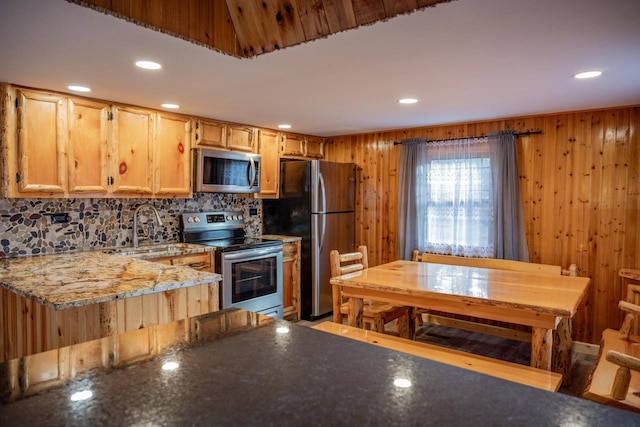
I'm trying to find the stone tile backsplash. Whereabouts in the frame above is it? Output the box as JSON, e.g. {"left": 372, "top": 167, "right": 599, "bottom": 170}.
{"left": 0, "top": 194, "right": 262, "bottom": 258}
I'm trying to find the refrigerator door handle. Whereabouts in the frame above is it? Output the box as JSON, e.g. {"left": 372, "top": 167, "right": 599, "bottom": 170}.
{"left": 319, "top": 213, "right": 327, "bottom": 253}
{"left": 318, "top": 171, "right": 327, "bottom": 213}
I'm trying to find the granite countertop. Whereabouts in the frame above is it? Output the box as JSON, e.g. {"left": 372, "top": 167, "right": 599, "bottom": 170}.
{"left": 260, "top": 234, "right": 302, "bottom": 243}
{"left": 101, "top": 242, "right": 215, "bottom": 259}
{"left": 0, "top": 248, "right": 221, "bottom": 310}
{"left": 1, "top": 308, "right": 638, "bottom": 427}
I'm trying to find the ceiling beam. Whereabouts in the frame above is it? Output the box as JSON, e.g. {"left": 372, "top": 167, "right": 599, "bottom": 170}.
{"left": 68, "top": 0, "right": 454, "bottom": 58}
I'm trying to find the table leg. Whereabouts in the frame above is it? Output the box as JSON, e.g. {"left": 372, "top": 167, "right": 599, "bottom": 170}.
{"left": 332, "top": 284, "right": 342, "bottom": 324}
{"left": 347, "top": 297, "right": 364, "bottom": 329}
{"left": 398, "top": 308, "right": 415, "bottom": 340}
{"left": 531, "top": 327, "right": 553, "bottom": 371}
{"left": 552, "top": 317, "right": 572, "bottom": 386}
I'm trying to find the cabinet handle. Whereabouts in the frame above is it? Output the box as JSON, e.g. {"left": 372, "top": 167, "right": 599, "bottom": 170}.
{"left": 188, "top": 262, "right": 206, "bottom": 269}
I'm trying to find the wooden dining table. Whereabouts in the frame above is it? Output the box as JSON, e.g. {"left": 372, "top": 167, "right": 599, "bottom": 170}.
{"left": 330, "top": 260, "right": 591, "bottom": 385}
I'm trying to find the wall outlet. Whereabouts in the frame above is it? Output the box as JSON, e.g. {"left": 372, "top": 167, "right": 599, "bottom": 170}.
{"left": 249, "top": 208, "right": 258, "bottom": 216}
{"left": 49, "top": 213, "right": 70, "bottom": 224}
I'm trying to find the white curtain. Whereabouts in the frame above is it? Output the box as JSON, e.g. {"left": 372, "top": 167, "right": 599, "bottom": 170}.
{"left": 397, "top": 133, "right": 528, "bottom": 261}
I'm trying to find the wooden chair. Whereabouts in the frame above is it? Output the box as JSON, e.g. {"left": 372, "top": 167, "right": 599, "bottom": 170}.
{"left": 583, "top": 289, "right": 640, "bottom": 413}
{"left": 330, "top": 246, "right": 411, "bottom": 338}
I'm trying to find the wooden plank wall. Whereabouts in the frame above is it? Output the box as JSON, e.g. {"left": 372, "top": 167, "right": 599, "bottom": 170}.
{"left": 325, "top": 106, "right": 640, "bottom": 343}
{"left": 70, "top": 0, "right": 452, "bottom": 58}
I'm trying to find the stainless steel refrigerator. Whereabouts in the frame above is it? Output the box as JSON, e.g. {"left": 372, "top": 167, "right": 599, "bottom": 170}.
{"left": 263, "top": 159, "right": 356, "bottom": 320}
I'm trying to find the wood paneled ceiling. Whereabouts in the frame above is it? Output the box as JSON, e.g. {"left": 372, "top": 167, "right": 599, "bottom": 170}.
{"left": 69, "top": 0, "right": 453, "bottom": 58}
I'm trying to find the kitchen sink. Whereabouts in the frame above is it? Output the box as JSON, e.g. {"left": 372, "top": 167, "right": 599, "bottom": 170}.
{"left": 102, "top": 243, "right": 195, "bottom": 256}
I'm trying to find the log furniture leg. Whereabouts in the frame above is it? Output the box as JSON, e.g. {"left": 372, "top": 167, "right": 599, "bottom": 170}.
{"left": 531, "top": 327, "right": 553, "bottom": 371}
{"left": 347, "top": 297, "right": 364, "bottom": 329}
{"left": 332, "top": 283, "right": 343, "bottom": 325}
{"left": 552, "top": 317, "right": 572, "bottom": 386}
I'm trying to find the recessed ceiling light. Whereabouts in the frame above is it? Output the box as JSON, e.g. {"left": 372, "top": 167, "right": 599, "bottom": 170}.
{"left": 573, "top": 71, "right": 602, "bottom": 79}
{"left": 398, "top": 98, "right": 418, "bottom": 104}
{"left": 278, "top": 124, "right": 292, "bottom": 129}
{"left": 67, "top": 85, "right": 91, "bottom": 92}
{"left": 161, "top": 103, "right": 180, "bottom": 109}
{"left": 135, "top": 60, "right": 162, "bottom": 70}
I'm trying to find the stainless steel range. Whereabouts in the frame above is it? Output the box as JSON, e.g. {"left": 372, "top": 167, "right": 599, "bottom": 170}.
{"left": 180, "top": 211, "right": 283, "bottom": 318}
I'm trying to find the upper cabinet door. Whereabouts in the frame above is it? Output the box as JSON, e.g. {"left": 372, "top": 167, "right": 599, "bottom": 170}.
{"left": 227, "top": 124, "right": 256, "bottom": 152}
{"left": 15, "top": 89, "right": 67, "bottom": 194}
{"left": 305, "top": 137, "right": 325, "bottom": 159}
{"left": 256, "top": 129, "right": 279, "bottom": 198}
{"left": 111, "top": 105, "right": 154, "bottom": 194}
{"left": 67, "top": 97, "right": 110, "bottom": 194}
{"left": 280, "top": 133, "right": 304, "bottom": 157}
{"left": 155, "top": 112, "right": 192, "bottom": 196}
{"left": 195, "top": 119, "right": 226, "bottom": 148}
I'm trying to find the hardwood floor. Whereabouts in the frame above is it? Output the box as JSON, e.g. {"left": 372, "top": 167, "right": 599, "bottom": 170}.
{"left": 299, "top": 316, "right": 595, "bottom": 398}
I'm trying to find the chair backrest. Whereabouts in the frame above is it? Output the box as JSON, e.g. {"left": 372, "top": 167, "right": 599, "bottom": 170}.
{"left": 619, "top": 300, "right": 640, "bottom": 338}
{"left": 412, "top": 251, "right": 561, "bottom": 275}
{"left": 330, "top": 246, "right": 368, "bottom": 277}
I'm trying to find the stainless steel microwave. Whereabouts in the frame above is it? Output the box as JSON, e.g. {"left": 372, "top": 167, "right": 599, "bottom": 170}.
{"left": 194, "top": 149, "right": 261, "bottom": 193}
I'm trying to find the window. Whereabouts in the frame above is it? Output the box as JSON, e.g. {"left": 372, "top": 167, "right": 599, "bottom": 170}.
{"left": 415, "top": 138, "right": 495, "bottom": 258}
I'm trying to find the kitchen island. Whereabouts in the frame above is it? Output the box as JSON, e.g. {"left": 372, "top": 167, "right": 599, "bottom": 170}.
{"left": 0, "top": 246, "right": 221, "bottom": 363}
{"left": 1, "top": 308, "right": 638, "bottom": 426}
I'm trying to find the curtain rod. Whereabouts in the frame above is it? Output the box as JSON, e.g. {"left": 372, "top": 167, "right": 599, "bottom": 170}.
{"left": 393, "top": 130, "right": 543, "bottom": 145}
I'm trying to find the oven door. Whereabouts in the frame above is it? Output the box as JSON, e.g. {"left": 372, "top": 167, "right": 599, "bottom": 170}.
{"left": 220, "top": 245, "right": 283, "bottom": 318}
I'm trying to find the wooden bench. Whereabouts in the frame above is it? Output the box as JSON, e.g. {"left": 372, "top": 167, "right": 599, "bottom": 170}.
{"left": 583, "top": 298, "right": 640, "bottom": 413}
{"left": 312, "top": 321, "right": 562, "bottom": 392}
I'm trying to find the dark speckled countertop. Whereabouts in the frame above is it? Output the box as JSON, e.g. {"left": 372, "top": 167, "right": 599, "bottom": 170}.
{"left": 1, "top": 310, "right": 638, "bottom": 426}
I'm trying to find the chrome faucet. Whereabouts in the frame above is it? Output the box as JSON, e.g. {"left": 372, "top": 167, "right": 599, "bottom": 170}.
{"left": 133, "top": 203, "right": 164, "bottom": 247}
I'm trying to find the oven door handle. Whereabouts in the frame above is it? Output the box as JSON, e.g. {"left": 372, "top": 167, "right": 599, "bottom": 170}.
{"left": 222, "top": 246, "right": 283, "bottom": 260}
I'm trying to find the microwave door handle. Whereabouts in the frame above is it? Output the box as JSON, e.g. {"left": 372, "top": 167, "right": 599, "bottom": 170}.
{"left": 247, "top": 157, "right": 257, "bottom": 189}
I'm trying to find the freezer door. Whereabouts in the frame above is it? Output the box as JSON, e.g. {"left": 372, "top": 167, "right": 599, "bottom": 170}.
{"left": 311, "top": 212, "right": 355, "bottom": 318}
{"left": 311, "top": 161, "right": 355, "bottom": 213}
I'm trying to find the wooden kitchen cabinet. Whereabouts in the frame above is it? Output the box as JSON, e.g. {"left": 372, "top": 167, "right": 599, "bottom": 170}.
{"left": 194, "top": 118, "right": 226, "bottom": 148}
{"left": 1, "top": 84, "right": 193, "bottom": 198}
{"left": 227, "top": 124, "right": 256, "bottom": 152}
{"left": 280, "top": 133, "right": 305, "bottom": 157}
{"left": 282, "top": 240, "right": 301, "bottom": 321}
{"left": 154, "top": 112, "right": 192, "bottom": 196}
{"left": 304, "top": 136, "right": 325, "bottom": 158}
{"left": 256, "top": 129, "right": 280, "bottom": 198}
{"left": 13, "top": 88, "right": 68, "bottom": 195}
{"left": 193, "top": 119, "right": 255, "bottom": 153}
{"left": 280, "top": 132, "right": 325, "bottom": 159}
{"left": 67, "top": 97, "right": 110, "bottom": 194}
{"left": 111, "top": 104, "right": 154, "bottom": 195}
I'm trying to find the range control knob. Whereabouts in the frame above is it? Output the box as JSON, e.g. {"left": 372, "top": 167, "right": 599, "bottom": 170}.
{"left": 187, "top": 217, "right": 193, "bottom": 223}
{"left": 194, "top": 217, "right": 200, "bottom": 223}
